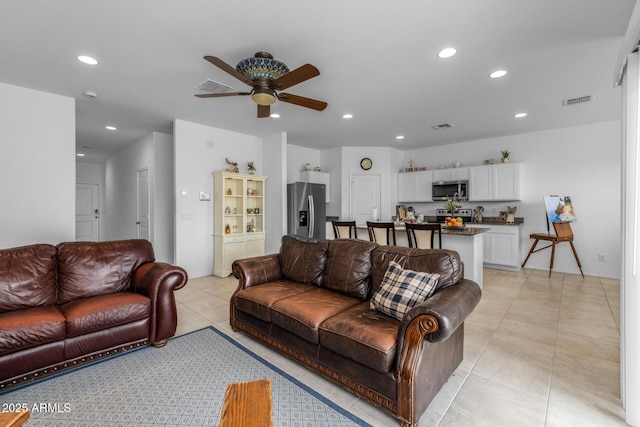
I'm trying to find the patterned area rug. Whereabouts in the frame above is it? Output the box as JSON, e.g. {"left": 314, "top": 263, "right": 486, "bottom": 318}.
{"left": 0, "top": 326, "right": 371, "bottom": 426}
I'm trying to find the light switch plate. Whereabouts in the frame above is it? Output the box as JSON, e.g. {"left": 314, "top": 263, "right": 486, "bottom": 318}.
{"left": 199, "top": 191, "right": 210, "bottom": 201}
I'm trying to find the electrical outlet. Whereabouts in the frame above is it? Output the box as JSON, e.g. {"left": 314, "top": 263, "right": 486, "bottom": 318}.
{"left": 598, "top": 254, "right": 606, "bottom": 262}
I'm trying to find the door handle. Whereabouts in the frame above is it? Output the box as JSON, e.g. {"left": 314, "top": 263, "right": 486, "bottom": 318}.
{"left": 136, "top": 221, "right": 141, "bottom": 225}
{"left": 94, "top": 209, "right": 99, "bottom": 219}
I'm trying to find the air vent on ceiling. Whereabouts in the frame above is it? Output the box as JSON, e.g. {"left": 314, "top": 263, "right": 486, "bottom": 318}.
{"left": 562, "top": 95, "right": 592, "bottom": 106}
{"left": 197, "top": 79, "right": 235, "bottom": 94}
{"left": 431, "top": 123, "right": 453, "bottom": 130}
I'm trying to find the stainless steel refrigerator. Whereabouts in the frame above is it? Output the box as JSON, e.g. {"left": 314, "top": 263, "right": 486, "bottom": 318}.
{"left": 287, "top": 182, "right": 326, "bottom": 240}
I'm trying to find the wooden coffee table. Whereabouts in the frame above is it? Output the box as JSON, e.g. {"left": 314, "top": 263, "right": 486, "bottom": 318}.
{"left": 220, "top": 379, "right": 272, "bottom": 427}
{"left": 0, "top": 410, "right": 30, "bottom": 427}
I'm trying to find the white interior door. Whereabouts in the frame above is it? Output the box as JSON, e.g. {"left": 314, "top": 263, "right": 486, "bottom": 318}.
{"left": 137, "top": 168, "right": 150, "bottom": 240}
{"left": 350, "top": 174, "right": 381, "bottom": 225}
{"left": 75, "top": 183, "right": 100, "bottom": 241}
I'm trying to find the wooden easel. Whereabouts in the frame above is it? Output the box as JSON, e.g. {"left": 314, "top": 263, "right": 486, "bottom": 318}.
{"left": 521, "top": 221, "right": 584, "bottom": 277}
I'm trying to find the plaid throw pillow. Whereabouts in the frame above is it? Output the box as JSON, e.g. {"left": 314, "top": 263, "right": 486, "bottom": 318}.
{"left": 370, "top": 261, "right": 440, "bottom": 321}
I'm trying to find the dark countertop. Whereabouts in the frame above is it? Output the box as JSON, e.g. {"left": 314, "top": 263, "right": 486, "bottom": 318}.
{"left": 441, "top": 227, "right": 489, "bottom": 236}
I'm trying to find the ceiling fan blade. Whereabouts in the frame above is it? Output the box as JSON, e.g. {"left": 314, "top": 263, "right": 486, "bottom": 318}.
{"left": 271, "top": 64, "right": 320, "bottom": 90}
{"left": 278, "top": 93, "right": 327, "bottom": 111}
{"left": 204, "top": 56, "right": 255, "bottom": 87}
{"left": 195, "top": 92, "right": 251, "bottom": 98}
{"left": 257, "top": 104, "right": 270, "bottom": 118}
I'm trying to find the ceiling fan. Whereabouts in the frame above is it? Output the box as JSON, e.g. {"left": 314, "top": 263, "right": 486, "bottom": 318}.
{"left": 195, "top": 52, "right": 327, "bottom": 118}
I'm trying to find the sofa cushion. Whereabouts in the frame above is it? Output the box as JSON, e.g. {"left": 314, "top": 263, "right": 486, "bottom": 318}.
{"left": 0, "top": 244, "right": 57, "bottom": 313}
{"left": 370, "top": 261, "right": 439, "bottom": 321}
{"left": 234, "top": 280, "right": 315, "bottom": 322}
{"left": 370, "top": 246, "right": 461, "bottom": 297}
{"left": 319, "top": 302, "right": 400, "bottom": 374}
{"left": 271, "top": 288, "right": 361, "bottom": 344}
{"left": 60, "top": 292, "right": 151, "bottom": 338}
{"left": 279, "top": 235, "right": 328, "bottom": 286}
{"left": 321, "top": 239, "right": 377, "bottom": 299}
{"left": 0, "top": 306, "right": 66, "bottom": 356}
{"left": 56, "top": 239, "right": 155, "bottom": 304}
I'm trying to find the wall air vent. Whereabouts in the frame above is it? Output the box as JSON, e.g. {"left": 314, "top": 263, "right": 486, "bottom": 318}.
{"left": 431, "top": 123, "right": 453, "bottom": 130}
{"left": 562, "top": 95, "right": 592, "bottom": 106}
{"left": 197, "top": 79, "right": 235, "bottom": 94}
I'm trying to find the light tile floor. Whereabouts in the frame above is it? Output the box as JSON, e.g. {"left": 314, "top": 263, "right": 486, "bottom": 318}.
{"left": 174, "top": 268, "right": 626, "bottom": 426}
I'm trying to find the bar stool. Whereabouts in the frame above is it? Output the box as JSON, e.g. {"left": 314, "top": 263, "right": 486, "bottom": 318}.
{"left": 331, "top": 220, "right": 358, "bottom": 239}
{"left": 405, "top": 223, "right": 442, "bottom": 249}
{"left": 521, "top": 222, "right": 584, "bottom": 277}
{"left": 366, "top": 221, "right": 396, "bottom": 246}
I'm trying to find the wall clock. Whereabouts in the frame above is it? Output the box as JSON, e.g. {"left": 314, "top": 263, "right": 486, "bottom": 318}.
{"left": 360, "top": 157, "right": 372, "bottom": 170}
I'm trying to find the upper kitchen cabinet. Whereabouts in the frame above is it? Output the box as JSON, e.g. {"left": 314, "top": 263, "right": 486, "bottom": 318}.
{"left": 469, "top": 163, "right": 521, "bottom": 201}
{"left": 398, "top": 170, "right": 432, "bottom": 202}
{"left": 432, "top": 167, "right": 469, "bottom": 182}
{"left": 300, "top": 170, "right": 330, "bottom": 203}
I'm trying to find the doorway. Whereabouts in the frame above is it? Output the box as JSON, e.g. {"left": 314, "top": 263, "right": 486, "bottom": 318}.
{"left": 350, "top": 174, "right": 381, "bottom": 225}
{"left": 137, "top": 168, "right": 150, "bottom": 240}
{"left": 75, "top": 183, "right": 100, "bottom": 241}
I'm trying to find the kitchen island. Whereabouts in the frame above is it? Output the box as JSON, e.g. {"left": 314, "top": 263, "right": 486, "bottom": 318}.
{"left": 351, "top": 224, "right": 487, "bottom": 288}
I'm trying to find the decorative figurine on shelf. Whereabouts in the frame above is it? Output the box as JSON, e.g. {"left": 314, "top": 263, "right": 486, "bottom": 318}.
{"left": 225, "top": 224, "right": 231, "bottom": 234}
{"left": 225, "top": 206, "right": 231, "bottom": 214}
{"left": 254, "top": 208, "right": 260, "bottom": 214}
{"left": 247, "top": 219, "right": 255, "bottom": 233}
{"left": 233, "top": 207, "right": 237, "bottom": 214}
{"left": 225, "top": 158, "right": 239, "bottom": 173}
{"left": 247, "top": 161, "right": 256, "bottom": 174}
{"left": 226, "top": 188, "right": 232, "bottom": 195}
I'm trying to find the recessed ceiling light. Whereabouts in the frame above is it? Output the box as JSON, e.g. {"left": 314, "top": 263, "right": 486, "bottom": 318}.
{"left": 514, "top": 112, "right": 527, "bottom": 118}
{"left": 438, "top": 48, "right": 457, "bottom": 59}
{"left": 270, "top": 113, "right": 280, "bottom": 118}
{"left": 396, "top": 135, "right": 405, "bottom": 140}
{"left": 77, "top": 55, "right": 98, "bottom": 65}
{"left": 489, "top": 70, "right": 507, "bottom": 79}
{"left": 342, "top": 114, "right": 353, "bottom": 119}
{"left": 105, "top": 126, "right": 117, "bottom": 130}
{"left": 76, "top": 153, "right": 85, "bottom": 157}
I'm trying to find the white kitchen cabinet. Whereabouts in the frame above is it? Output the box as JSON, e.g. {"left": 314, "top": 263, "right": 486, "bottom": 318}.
{"left": 300, "top": 170, "right": 330, "bottom": 203}
{"left": 397, "top": 171, "right": 432, "bottom": 202}
{"left": 469, "top": 163, "right": 521, "bottom": 201}
{"left": 213, "top": 171, "right": 268, "bottom": 277}
{"left": 478, "top": 224, "right": 521, "bottom": 270}
{"left": 432, "top": 167, "right": 469, "bottom": 182}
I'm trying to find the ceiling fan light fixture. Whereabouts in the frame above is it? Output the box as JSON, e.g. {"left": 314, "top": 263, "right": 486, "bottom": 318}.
{"left": 236, "top": 52, "right": 290, "bottom": 81}
{"left": 251, "top": 91, "right": 276, "bottom": 106}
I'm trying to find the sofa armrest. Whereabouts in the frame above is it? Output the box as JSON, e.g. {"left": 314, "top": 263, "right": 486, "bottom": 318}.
{"left": 232, "top": 254, "right": 283, "bottom": 289}
{"left": 401, "top": 279, "right": 481, "bottom": 344}
{"left": 132, "top": 262, "right": 188, "bottom": 344}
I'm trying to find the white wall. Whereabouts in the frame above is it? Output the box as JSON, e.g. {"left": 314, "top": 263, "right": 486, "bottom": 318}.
{"left": 286, "top": 144, "right": 322, "bottom": 184}
{"left": 401, "top": 120, "right": 621, "bottom": 278}
{"left": 0, "top": 82, "right": 75, "bottom": 248}
{"left": 263, "top": 133, "right": 287, "bottom": 254}
{"left": 322, "top": 148, "right": 342, "bottom": 217}
{"left": 104, "top": 131, "right": 174, "bottom": 262}
{"left": 76, "top": 161, "right": 106, "bottom": 240}
{"left": 173, "top": 119, "right": 262, "bottom": 278}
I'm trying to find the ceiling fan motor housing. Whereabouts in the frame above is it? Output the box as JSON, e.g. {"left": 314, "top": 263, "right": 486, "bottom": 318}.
{"left": 236, "top": 52, "right": 289, "bottom": 81}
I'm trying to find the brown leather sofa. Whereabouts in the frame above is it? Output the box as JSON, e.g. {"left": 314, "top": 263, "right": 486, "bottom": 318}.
{"left": 0, "top": 239, "right": 188, "bottom": 391}
{"left": 231, "top": 235, "right": 481, "bottom": 427}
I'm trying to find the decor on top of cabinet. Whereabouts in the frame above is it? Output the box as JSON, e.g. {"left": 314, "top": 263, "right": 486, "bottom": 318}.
{"left": 501, "top": 150, "right": 510, "bottom": 163}
{"left": 314, "top": 166, "right": 322, "bottom": 171}
{"left": 483, "top": 158, "right": 494, "bottom": 165}
{"left": 404, "top": 158, "right": 427, "bottom": 172}
{"left": 247, "top": 161, "right": 256, "bottom": 174}
{"left": 305, "top": 163, "right": 311, "bottom": 170}
{"left": 225, "top": 158, "right": 239, "bottom": 173}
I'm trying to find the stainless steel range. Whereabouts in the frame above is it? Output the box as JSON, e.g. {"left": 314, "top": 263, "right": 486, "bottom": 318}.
{"left": 436, "top": 208, "right": 472, "bottom": 223}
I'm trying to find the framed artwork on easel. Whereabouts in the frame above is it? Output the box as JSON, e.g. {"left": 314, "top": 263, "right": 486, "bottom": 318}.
{"left": 544, "top": 195, "right": 576, "bottom": 223}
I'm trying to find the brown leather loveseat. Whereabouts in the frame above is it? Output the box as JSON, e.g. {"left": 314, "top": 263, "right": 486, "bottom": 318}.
{"left": 231, "top": 235, "right": 481, "bottom": 427}
{"left": 0, "top": 239, "right": 188, "bottom": 391}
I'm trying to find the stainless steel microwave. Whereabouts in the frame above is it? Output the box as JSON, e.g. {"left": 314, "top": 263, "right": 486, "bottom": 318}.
{"left": 432, "top": 180, "right": 468, "bottom": 201}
